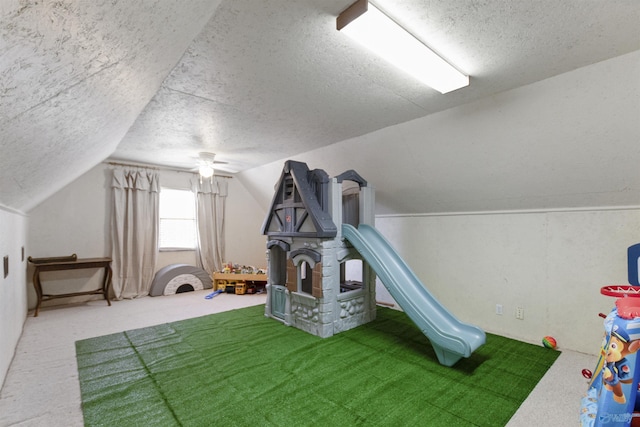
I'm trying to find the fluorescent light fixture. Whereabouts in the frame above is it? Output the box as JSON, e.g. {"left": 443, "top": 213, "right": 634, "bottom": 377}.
{"left": 337, "top": 0, "right": 469, "bottom": 94}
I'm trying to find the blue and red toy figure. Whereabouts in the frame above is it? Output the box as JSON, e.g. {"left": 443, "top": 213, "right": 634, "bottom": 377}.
{"left": 580, "top": 244, "right": 640, "bottom": 427}
{"left": 581, "top": 303, "right": 640, "bottom": 426}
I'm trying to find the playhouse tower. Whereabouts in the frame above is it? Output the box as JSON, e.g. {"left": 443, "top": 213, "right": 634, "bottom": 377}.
{"left": 261, "top": 160, "right": 376, "bottom": 337}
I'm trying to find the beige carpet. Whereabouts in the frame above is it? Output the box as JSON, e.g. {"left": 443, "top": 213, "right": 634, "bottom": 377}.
{"left": 0, "top": 290, "right": 594, "bottom": 426}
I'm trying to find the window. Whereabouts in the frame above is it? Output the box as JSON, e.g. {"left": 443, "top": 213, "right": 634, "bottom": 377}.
{"left": 159, "top": 188, "right": 196, "bottom": 250}
{"left": 340, "top": 259, "right": 363, "bottom": 293}
{"left": 300, "top": 261, "right": 313, "bottom": 294}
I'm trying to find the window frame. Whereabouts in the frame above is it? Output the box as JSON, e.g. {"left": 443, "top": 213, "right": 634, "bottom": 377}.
{"left": 158, "top": 187, "right": 197, "bottom": 251}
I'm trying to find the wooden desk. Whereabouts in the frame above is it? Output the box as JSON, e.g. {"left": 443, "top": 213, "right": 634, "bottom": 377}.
{"left": 29, "top": 255, "right": 112, "bottom": 317}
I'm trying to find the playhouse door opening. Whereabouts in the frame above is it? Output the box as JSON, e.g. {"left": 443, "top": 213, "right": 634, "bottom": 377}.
{"left": 269, "top": 245, "right": 287, "bottom": 286}
{"left": 268, "top": 245, "right": 288, "bottom": 320}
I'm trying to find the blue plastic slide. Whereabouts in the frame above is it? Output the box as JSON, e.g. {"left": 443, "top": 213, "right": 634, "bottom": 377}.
{"left": 342, "top": 224, "right": 486, "bottom": 366}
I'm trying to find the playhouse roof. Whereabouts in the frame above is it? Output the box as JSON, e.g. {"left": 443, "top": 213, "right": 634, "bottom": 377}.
{"left": 261, "top": 160, "right": 337, "bottom": 239}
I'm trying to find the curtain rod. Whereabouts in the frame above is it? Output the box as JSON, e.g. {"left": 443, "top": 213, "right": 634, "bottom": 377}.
{"left": 105, "top": 160, "right": 233, "bottom": 178}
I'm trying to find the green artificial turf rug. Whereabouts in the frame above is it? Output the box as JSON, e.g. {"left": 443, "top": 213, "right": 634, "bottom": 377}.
{"left": 76, "top": 305, "right": 559, "bottom": 426}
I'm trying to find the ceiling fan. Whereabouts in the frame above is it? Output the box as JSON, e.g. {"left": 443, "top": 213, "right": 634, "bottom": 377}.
{"left": 195, "top": 152, "right": 227, "bottom": 178}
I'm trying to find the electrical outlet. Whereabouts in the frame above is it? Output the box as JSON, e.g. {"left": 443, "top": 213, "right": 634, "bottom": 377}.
{"left": 516, "top": 306, "right": 524, "bottom": 320}
{"left": 495, "top": 304, "right": 503, "bottom": 315}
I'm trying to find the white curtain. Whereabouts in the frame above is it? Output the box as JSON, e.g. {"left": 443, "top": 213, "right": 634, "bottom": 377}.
{"left": 192, "top": 176, "right": 227, "bottom": 274}
{"left": 110, "top": 167, "right": 160, "bottom": 299}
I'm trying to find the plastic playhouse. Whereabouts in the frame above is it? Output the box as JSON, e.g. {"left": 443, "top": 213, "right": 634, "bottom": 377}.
{"left": 260, "top": 160, "right": 485, "bottom": 367}
{"left": 581, "top": 243, "right": 640, "bottom": 426}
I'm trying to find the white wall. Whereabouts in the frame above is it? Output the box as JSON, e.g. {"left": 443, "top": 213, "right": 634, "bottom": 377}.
{"left": 225, "top": 177, "right": 268, "bottom": 268}
{"left": 27, "top": 165, "right": 110, "bottom": 306}
{"left": 374, "top": 209, "right": 640, "bottom": 355}
{"left": 26, "top": 163, "right": 267, "bottom": 309}
{"left": 0, "top": 207, "right": 28, "bottom": 388}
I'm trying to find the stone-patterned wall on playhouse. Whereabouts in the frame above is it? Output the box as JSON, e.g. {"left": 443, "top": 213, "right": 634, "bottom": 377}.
{"left": 334, "top": 250, "right": 377, "bottom": 334}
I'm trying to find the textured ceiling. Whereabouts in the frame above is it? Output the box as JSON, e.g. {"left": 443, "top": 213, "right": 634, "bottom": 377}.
{"left": 1, "top": 0, "right": 639, "bottom": 212}
{"left": 111, "top": 0, "right": 640, "bottom": 172}
{"left": 0, "top": 0, "right": 222, "bottom": 211}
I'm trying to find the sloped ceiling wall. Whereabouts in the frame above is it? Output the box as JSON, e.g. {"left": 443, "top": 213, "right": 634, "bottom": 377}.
{"left": 238, "top": 51, "right": 640, "bottom": 215}
{"left": 0, "top": 0, "right": 221, "bottom": 211}
{"left": 110, "top": 0, "right": 640, "bottom": 176}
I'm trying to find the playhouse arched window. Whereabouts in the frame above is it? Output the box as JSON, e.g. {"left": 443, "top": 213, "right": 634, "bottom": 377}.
{"left": 300, "top": 261, "right": 313, "bottom": 294}
{"left": 291, "top": 253, "right": 322, "bottom": 298}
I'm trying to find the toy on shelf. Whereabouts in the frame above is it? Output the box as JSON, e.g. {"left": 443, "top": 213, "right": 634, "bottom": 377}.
{"left": 212, "top": 263, "right": 268, "bottom": 295}
{"left": 219, "top": 262, "right": 267, "bottom": 275}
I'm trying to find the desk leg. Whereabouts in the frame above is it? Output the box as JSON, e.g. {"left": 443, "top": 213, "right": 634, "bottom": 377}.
{"left": 103, "top": 265, "right": 112, "bottom": 306}
{"left": 32, "top": 268, "right": 43, "bottom": 317}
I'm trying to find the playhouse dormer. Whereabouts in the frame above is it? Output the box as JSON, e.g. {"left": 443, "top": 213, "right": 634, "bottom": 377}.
{"left": 261, "top": 160, "right": 337, "bottom": 239}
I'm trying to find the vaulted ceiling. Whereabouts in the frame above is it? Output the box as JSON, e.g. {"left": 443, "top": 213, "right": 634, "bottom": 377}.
{"left": 1, "top": 0, "right": 639, "bottom": 212}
